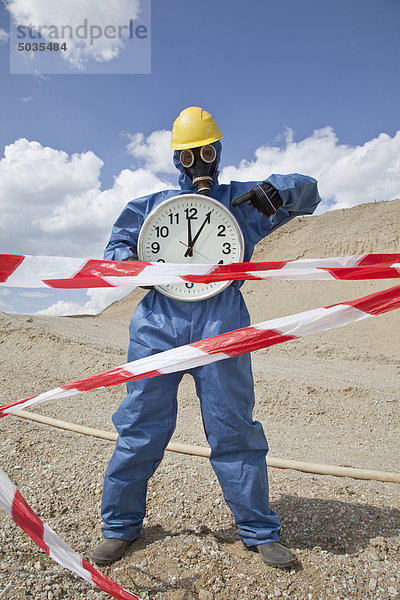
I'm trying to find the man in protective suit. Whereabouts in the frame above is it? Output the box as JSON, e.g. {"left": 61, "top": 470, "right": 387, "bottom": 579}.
{"left": 92, "top": 107, "right": 321, "bottom": 568}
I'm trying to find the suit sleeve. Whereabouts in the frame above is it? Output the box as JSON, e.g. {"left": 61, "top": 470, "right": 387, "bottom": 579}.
{"left": 103, "top": 202, "right": 143, "bottom": 261}
{"left": 266, "top": 173, "right": 321, "bottom": 219}
{"left": 233, "top": 173, "right": 321, "bottom": 248}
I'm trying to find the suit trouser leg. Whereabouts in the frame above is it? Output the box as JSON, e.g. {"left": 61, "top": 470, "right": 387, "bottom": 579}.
{"left": 192, "top": 353, "right": 281, "bottom": 546}
{"left": 101, "top": 371, "right": 182, "bottom": 541}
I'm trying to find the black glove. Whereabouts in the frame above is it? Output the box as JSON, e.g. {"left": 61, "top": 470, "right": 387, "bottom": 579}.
{"left": 231, "top": 183, "right": 283, "bottom": 216}
{"left": 124, "top": 253, "right": 153, "bottom": 290}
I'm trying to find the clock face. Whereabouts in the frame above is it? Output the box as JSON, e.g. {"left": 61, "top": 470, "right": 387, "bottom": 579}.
{"left": 137, "top": 194, "right": 244, "bottom": 300}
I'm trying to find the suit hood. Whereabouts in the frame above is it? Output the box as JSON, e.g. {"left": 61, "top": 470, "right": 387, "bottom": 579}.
{"left": 173, "top": 141, "right": 222, "bottom": 195}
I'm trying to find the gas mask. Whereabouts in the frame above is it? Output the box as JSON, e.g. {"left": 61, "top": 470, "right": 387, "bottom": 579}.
{"left": 180, "top": 144, "right": 217, "bottom": 195}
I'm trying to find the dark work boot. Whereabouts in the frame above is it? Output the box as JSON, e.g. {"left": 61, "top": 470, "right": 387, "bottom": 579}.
{"left": 256, "top": 542, "right": 296, "bottom": 568}
{"left": 92, "top": 539, "right": 129, "bottom": 565}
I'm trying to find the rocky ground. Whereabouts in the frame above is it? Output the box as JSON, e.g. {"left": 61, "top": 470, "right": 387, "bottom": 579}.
{"left": 0, "top": 199, "right": 399, "bottom": 600}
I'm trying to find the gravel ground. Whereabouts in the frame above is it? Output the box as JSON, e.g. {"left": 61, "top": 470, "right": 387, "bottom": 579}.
{"left": 0, "top": 200, "right": 399, "bottom": 600}
{"left": 0, "top": 307, "right": 399, "bottom": 600}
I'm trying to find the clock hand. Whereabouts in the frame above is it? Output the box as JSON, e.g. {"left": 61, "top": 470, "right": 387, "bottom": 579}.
{"left": 186, "top": 215, "right": 193, "bottom": 257}
{"left": 179, "top": 241, "right": 213, "bottom": 262}
{"left": 184, "top": 211, "right": 211, "bottom": 258}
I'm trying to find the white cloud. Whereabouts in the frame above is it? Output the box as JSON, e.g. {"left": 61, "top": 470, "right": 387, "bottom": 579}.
{"left": 220, "top": 127, "right": 400, "bottom": 210}
{"left": 0, "top": 28, "right": 9, "bottom": 44}
{"left": 18, "top": 291, "right": 49, "bottom": 298}
{"left": 0, "top": 138, "right": 172, "bottom": 259}
{"left": 36, "top": 300, "right": 81, "bottom": 316}
{"left": 6, "top": 0, "right": 140, "bottom": 70}
{"left": 20, "top": 96, "right": 33, "bottom": 103}
{"left": 126, "top": 130, "right": 175, "bottom": 173}
{"left": 37, "top": 287, "right": 131, "bottom": 316}
{"left": 37, "top": 167, "right": 172, "bottom": 234}
{"left": 33, "top": 70, "right": 46, "bottom": 82}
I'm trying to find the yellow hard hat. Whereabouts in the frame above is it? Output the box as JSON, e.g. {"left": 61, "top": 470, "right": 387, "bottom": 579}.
{"left": 170, "top": 106, "right": 223, "bottom": 150}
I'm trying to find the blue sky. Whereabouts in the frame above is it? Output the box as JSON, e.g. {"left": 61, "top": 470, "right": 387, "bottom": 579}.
{"left": 0, "top": 0, "right": 399, "bottom": 315}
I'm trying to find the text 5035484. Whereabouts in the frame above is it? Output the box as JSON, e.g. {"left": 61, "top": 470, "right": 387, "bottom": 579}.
{"left": 17, "top": 42, "right": 67, "bottom": 52}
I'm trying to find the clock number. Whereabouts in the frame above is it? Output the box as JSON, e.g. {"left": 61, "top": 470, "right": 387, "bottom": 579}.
{"left": 155, "top": 225, "right": 169, "bottom": 238}
{"left": 157, "top": 258, "right": 165, "bottom": 262}
{"left": 168, "top": 212, "right": 179, "bottom": 225}
{"left": 151, "top": 242, "right": 160, "bottom": 253}
{"left": 222, "top": 242, "right": 231, "bottom": 254}
{"left": 217, "top": 224, "right": 226, "bottom": 237}
{"left": 185, "top": 282, "right": 194, "bottom": 289}
{"left": 218, "top": 260, "right": 224, "bottom": 264}
{"left": 184, "top": 207, "right": 198, "bottom": 220}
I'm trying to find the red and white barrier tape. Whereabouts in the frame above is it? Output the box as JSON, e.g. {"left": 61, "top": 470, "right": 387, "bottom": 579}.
{"left": 1, "top": 283, "right": 399, "bottom": 419}
{"left": 0, "top": 468, "right": 141, "bottom": 600}
{"left": 1, "top": 253, "right": 400, "bottom": 598}
{"left": 1, "top": 253, "right": 399, "bottom": 288}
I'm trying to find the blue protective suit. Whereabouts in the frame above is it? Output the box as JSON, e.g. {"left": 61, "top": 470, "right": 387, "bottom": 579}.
{"left": 101, "top": 142, "right": 321, "bottom": 546}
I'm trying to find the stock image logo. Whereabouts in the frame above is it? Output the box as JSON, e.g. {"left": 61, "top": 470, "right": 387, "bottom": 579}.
{"left": 9, "top": 0, "right": 151, "bottom": 75}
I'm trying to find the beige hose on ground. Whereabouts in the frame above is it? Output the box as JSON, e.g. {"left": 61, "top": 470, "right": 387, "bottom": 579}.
{"left": 13, "top": 409, "right": 400, "bottom": 483}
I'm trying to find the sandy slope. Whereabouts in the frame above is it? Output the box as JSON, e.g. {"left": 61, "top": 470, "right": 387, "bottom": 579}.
{"left": 0, "top": 199, "right": 399, "bottom": 600}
